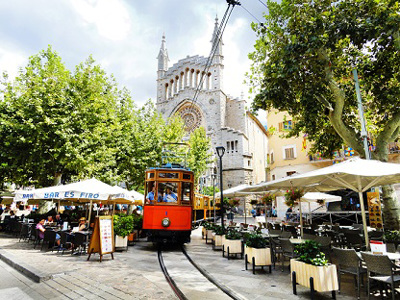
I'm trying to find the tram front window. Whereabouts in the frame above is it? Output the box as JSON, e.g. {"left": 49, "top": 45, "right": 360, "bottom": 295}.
{"left": 158, "top": 182, "right": 178, "bottom": 203}
{"left": 181, "top": 182, "right": 192, "bottom": 205}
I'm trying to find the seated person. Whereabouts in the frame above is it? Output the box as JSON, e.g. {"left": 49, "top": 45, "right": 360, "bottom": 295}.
{"left": 45, "top": 215, "right": 54, "bottom": 225}
{"left": 78, "top": 217, "right": 88, "bottom": 231}
{"left": 163, "top": 186, "right": 177, "bottom": 203}
{"left": 145, "top": 186, "right": 156, "bottom": 204}
{"left": 36, "top": 219, "right": 61, "bottom": 247}
{"left": 55, "top": 214, "right": 63, "bottom": 226}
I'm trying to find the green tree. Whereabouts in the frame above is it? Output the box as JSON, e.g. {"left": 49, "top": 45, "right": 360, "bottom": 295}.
{"left": 188, "top": 127, "right": 212, "bottom": 187}
{"left": 0, "top": 47, "right": 123, "bottom": 187}
{"left": 248, "top": 0, "right": 400, "bottom": 229}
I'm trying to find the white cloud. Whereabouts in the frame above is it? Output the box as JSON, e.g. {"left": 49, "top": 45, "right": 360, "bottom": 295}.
{"left": 70, "top": 0, "right": 132, "bottom": 41}
{"left": 0, "top": 46, "right": 27, "bottom": 79}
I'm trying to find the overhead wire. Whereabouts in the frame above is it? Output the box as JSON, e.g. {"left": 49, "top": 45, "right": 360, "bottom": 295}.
{"left": 189, "top": 2, "right": 239, "bottom": 113}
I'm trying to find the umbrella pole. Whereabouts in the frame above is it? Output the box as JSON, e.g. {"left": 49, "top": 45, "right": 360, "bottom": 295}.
{"left": 58, "top": 199, "right": 60, "bottom": 214}
{"left": 112, "top": 204, "right": 115, "bottom": 215}
{"left": 88, "top": 200, "right": 93, "bottom": 226}
{"left": 358, "top": 191, "right": 370, "bottom": 249}
{"left": 299, "top": 201, "right": 303, "bottom": 238}
{"left": 244, "top": 198, "right": 247, "bottom": 225}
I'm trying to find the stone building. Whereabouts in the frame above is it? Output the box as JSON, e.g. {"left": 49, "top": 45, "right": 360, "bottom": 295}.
{"left": 156, "top": 18, "right": 268, "bottom": 189}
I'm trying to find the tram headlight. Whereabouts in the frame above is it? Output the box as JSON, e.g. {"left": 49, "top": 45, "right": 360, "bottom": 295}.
{"left": 161, "top": 217, "right": 171, "bottom": 227}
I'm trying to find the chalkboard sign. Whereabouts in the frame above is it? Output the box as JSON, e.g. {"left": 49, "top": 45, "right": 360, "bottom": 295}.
{"left": 87, "top": 216, "right": 115, "bottom": 262}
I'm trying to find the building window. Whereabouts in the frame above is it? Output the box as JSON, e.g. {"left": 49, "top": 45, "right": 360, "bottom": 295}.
{"left": 270, "top": 152, "right": 274, "bottom": 164}
{"left": 226, "top": 141, "right": 230, "bottom": 152}
{"left": 235, "top": 140, "right": 238, "bottom": 152}
{"left": 248, "top": 160, "right": 251, "bottom": 167}
{"left": 279, "top": 120, "right": 293, "bottom": 132}
{"left": 272, "top": 175, "right": 275, "bottom": 180}
{"left": 231, "top": 141, "right": 234, "bottom": 151}
{"left": 283, "top": 145, "right": 296, "bottom": 159}
{"left": 286, "top": 171, "right": 296, "bottom": 176}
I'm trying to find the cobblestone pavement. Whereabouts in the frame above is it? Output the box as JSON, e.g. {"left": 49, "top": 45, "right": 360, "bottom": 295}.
{"left": 0, "top": 228, "right": 395, "bottom": 299}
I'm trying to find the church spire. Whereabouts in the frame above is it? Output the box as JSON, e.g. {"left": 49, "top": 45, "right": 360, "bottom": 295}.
{"left": 157, "top": 34, "right": 169, "bottom": 72}
{"left": 211, "top": 16, "right": 223, "bottom": 58}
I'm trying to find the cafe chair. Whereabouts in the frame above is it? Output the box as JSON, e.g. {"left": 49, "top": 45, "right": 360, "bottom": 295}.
{"left": 270, "top": 237, "right": 282, "bottom": 270}
{"left": 33, "top": 229, "right": 42, "bottom": 249}
{"left": 72, "top": 232, "right": 89, "bottom": 255}
{"left": 18, "top": 224, "right": 30, "bottom": 242}
{"left": 344, "top": 231, "right": 366, "bottom": 251}
{"left": 332, "top": 247, "right": 366, "bottom": 299}
{"left": 361, "top": 252, "right": 400, "bottom": 300}
{"left": 280, "top": 238, "right": 297, "bottom": 272}
{"left": 41, "top": 230, "right": 57, "bottom": 251}
{"left": 59, "top": 231, "right": 73, "bottom": 254}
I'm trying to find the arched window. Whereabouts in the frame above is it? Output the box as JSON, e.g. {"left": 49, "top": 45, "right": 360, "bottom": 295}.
{"left": 165, "top": 83, "right": 169, "bottom": 101}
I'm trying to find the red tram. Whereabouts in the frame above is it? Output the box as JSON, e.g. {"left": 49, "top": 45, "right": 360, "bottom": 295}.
{"left": 142, "top": 165, "right": 194, "bottom": 243}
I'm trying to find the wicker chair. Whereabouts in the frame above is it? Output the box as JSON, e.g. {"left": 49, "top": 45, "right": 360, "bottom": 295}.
{"left": 280, "top": 238, "right": 297, "bottom": 272}
{"left": 332, "top": 247, "right": 366, "bottom": 299}
{"left": 344, "top": 231, "right": 366, "bottom": 251}
{"left": 361, "top": 252, "right": 400, "bottom": 300}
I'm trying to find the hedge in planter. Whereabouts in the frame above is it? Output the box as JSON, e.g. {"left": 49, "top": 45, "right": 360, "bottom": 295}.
{"left": 113, "top": 215, "right": 134, "bottom": 250}
{"left": 222, "top": 229, "right": 243, "bottom": 259}
{"left": 291, "top": 240, "right": 338, "bottom": 297}
{"left": 244, "top": 232, "right": 272, "bottom": 274}
{"left": 212, "top": 225, "right": 226, "bottom": 250}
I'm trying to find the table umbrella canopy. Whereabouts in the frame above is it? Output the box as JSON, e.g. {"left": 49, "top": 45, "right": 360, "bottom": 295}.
{"left": 14, "top": 178, "right": 131, "bottom": 202}
{"left": 215, "top": 184, "right": 254, "bottom": 198}
{"left": 241, "top": 157, "right": 400, "bottom": 248}
{"left": 301, "top": 192, "right": 341, "bottom": 203}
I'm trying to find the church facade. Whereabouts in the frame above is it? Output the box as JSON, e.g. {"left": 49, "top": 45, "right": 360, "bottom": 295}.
{"left": 156, "top": 18, "right": 268, "bottom": 189}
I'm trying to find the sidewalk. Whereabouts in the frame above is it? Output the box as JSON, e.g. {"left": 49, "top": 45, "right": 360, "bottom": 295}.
{"left": 0, "top": 229, "right": 381, "bottom": 300}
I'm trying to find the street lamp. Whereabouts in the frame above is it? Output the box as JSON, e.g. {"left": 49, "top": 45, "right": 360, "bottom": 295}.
{"left": 216, "top": 146, "right": 225, "bottom": 229}
{"left": 211, "top": 173, "right": 217, "bottom": 223}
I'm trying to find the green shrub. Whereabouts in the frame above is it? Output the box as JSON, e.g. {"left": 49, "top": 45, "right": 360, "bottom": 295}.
{"left": 294, "top": 240, "right": 328, "bottom": 266}
{"left": 245, "top": 232, "right": 267, "bottom": 248}
{"left": 203, "top": 221, "right": 215, "bottom": 230}
{"left": 113, "top": 215, "right": 134, "bottom": 237}
{"left": 213, "top": 225, "right": 226, "bottom": 236}
{"left": 383, "top": 231, "right": 400, "bottom": 243}
{"left": 225, "top": 229, "right": 241, "bottom": 240}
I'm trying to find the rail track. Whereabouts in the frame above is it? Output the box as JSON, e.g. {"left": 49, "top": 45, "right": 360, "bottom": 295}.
{"left": 157, "top": 245, "right": 243, "bottom": 300}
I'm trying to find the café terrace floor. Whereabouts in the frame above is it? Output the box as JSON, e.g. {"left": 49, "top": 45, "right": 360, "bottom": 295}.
{"left": 0, "top": 226, "right": 396, "bottom": 300}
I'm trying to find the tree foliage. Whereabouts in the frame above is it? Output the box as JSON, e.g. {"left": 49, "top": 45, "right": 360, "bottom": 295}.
{"left": 248, "top": 0, "right": 400, "bottom": 229}
{"left": 188, "top": 127, "right": 212, "bottom": 186}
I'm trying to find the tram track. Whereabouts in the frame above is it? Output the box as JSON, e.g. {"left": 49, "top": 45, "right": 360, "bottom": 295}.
{"left": 157, "top": 245, "right": 244, "bottom": 300}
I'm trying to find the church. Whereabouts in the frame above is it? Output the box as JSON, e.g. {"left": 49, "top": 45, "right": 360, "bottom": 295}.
{"left": 156, "top": 18, "right": 268, "bottom": 189}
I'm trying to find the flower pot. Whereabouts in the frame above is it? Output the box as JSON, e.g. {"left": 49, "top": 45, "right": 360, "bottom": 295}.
{"left": 245, "top": 246, "right": 272, "bottom": 266}
{"left": 205, "top": 229, "right": 214, "bottom": 244}
{"left": 213, "top": 234, "right": 223, "bottom": 250}
{"left": 290, "top": 259, "right": 338, "bottom": 293}
{"left": 115, "top": 235, "right": 128, "bottom": 250}
{"left": 222, "top": 237, "right": 242, "bottom": 259}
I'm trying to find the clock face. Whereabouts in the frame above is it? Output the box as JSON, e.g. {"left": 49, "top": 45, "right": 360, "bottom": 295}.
{"left": 177, "top": 103, "right": 203, "bottom": 132}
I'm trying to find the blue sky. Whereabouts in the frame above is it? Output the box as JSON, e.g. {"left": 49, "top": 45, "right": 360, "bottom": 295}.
{"left": 0, "top": 0, "right": 267, "bottom": 113}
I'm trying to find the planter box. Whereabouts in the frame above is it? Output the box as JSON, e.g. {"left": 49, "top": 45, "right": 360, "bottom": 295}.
{"left": 205, "top": 229, "right": 214, "bottom": 244}
{"left": 202, "top": 227, "right": 206, "bottom": 239}
{"left": 213, "top": 234, "right": 223, "bottom": 250}
{"left": 115, "top": 235, "right": 128, "bottom": 250}
{"left": 291, "top": 259, "right": 338, "bottom": 295}
{"left": 245, "top": 246, "right": 272, "bottom": 274}
{"left": 222, "top": 237, "right": 242, "bottom": 259}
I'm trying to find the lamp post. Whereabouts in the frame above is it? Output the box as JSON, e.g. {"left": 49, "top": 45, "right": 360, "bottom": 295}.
{"left": 211, "top": 173, "right": 217, "bottom": 223}
{"left": 216, "top": 146, "right": 225, "bottom": 230}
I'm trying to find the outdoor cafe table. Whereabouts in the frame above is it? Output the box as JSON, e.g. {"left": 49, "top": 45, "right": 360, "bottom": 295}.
{"left": 290, "top": 238, "right": 310, "bottom": 245}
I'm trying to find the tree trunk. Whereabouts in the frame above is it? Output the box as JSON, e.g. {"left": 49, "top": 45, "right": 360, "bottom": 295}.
{"left": 381, "top": 185, "right": 400, "bottom": 231}
{"left": 38, "top": 172, "right": 62, "bottom": 215}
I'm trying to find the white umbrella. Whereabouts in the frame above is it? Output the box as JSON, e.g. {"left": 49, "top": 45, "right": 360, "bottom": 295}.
{"left": 240, "top": 157, "right": 400, "bottom": 247}
{"left": 128, "top": 190, "right": 144, "bottom": 205}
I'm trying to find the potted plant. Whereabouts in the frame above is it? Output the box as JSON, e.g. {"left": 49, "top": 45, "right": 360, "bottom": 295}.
{"left": 202, "top": 221, "right": 215, "bottom": 244}
{"left": 113, "top": 215, "right": 134, "bottom": 250}
{"left": 244, "top": 232, "right": 272, "bottom": 274}
{"left": 222, "top": 229, "right": 243, "bottom": 259}
{"left": 291, "top": 240, "right": 338, "bottom": 296}
{"left": 128, "top": 215, "right": 143, "bottom": 244}
{"left": 250, "top": 199, "right": 258, "bottom": 206}
{"left": 229, "top": 198, "right": 240, "bottom": 207}
{"left": 284, "top": 188, "right": 304, "bottom": 207}
{"left": 383, "top": 230, "right": 400, "bottom": 251}
{"left": 212, "top": 225, "right": 226, "bottom": 250}
{"left": 261, "top": 192, "right": 276, "bottom": 205}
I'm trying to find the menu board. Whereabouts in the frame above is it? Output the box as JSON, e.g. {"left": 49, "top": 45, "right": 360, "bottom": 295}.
{"left": 99, "top": 218, "right": 113, "bottom": 254}
{"left": 367, "top": 192, "right": 383, "bottom": 230}
{"left": 87, "top": 216, "right": 114, "bottom": 262}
